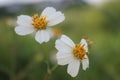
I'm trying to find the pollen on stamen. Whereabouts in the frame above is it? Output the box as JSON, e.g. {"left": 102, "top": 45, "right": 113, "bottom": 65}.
{"left": 32, "top": 13, "right": 47, "bottom": 30}
{"left": 73, "top": 44, "right": 86, "bottom": 60}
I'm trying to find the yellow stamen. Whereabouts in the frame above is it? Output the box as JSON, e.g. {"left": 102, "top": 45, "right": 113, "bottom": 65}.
{"left": 73, "top": 44, "right": 86, "bottom": 60}
{"left": 32, "top": 13, "right": 47, "bottom": 30}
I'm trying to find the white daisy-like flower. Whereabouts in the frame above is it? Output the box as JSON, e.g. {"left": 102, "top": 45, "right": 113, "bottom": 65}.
{"left": 15, "top": 7, "right": 65, "bottom": 44}
{"left": 55, "top": 35, "right": 89, "bottom": 77}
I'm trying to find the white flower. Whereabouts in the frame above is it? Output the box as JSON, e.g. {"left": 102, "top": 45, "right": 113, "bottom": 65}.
{"left": 15, "top": 7, "right": 65, "bottom": 44}
{"left": 55, "top": 35, "right": 89, "bottom": 77}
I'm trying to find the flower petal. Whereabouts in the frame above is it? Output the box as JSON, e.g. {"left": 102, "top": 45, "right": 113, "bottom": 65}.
{"left": 15, "top": 26, "right": 35, "bottom": 36}
{"left": 43, "top": 30, "right": 51, "bottom": 42}
{"left": 56, "top": 52, "right": 74, "bottom": 65}
{"left": 35, "top": 30, "right": 51, "bottom": 44}
{"left": 47, "top": 11, "right": 65, "bottom": 26}
{"left": 17, "top": 15, "right": 32, "bottom": 26}
{"left": 80, "top": 39, "right": 88, "bottom": 52}
{"left": 55, "top": 39, "right": 72, "bottom": 53}
{"left": 46, "top": 28, "right": 53, "bottom": 38}
{"left": 60, "top": 35, "right": 75, "bottom": 47}
{"left": 82, "top": 55, "right": 89, "bottom": 70}
{"left": 67, "top": 59, "right": 80, "bottom": 77}
{"left": 41, "top": 7, "right": 56, "bottom": 17}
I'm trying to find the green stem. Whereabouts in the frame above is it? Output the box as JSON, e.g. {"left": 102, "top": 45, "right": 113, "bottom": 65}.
{"left": 44, "top": 62, "right": 58, "bottom": 80}
{"left": 44, "top": 69, "right": 51, "bottom": 80}
{"left": 51, "top": 64, "right": 58, "bottom": 72}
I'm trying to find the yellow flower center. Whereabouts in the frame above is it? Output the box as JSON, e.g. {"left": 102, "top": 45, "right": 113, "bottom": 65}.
{"left": 32, "top": 13, "right": 47, "bottom": 30}
{"left": 73, "top": 44, "right": 86, "bottom": 60}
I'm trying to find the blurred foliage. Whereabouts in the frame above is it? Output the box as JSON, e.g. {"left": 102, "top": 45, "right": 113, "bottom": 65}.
{"left": 0, "top": 2, "right": 120, "bottom": 80}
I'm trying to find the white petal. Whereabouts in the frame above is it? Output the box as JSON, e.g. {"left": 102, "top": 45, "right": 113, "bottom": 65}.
{"left": 47, "top": 11, "right": 65, "bottom": 26}
{"left": 55, "top": 39, "right": 72, "bottom": 53}
{"left": 80, "top": 39, "right": 88, "bottom": 52}
{"left": 41, "top": 7, "right": 56, "bottom": 17}
{"left": 15, "top": 26, "right": 35, "bottom": 36}
{"left": 56, "top": 52, "right": 74, "bottom": 65}
{"left": 43, "top": 30, "right": 51, "bottom": 42}
{"left": 82, "top": 55, "right": 89, "bottom": 70}
{"left": 60, "top": 35, "right": 75, "bottom": 47}
{"left": 67, "top": 59, "right": 80, "bottom": 77}
{"left": 35, "top": 30, "right": 51, "bottom": 44}
{"left": 17, "top": 15, "right": 32, "bottom": 26}
{"left": 46, "top": 28, "right": 53, "bottom": 38}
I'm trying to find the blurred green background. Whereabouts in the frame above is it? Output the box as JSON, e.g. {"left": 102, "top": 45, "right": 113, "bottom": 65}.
{"left": 0, "top": 1, "right": 120, "bottom": 80}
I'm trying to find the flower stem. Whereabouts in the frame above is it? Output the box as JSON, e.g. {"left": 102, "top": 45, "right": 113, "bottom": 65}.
{"left": 44, "top": 69, "right": 51, "bottom": 80}
{"left": 44, "top": 62, "right": 58, "bottom": 80}
{"left": 51, "top": 64, "right": 58, "bottom": 72}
